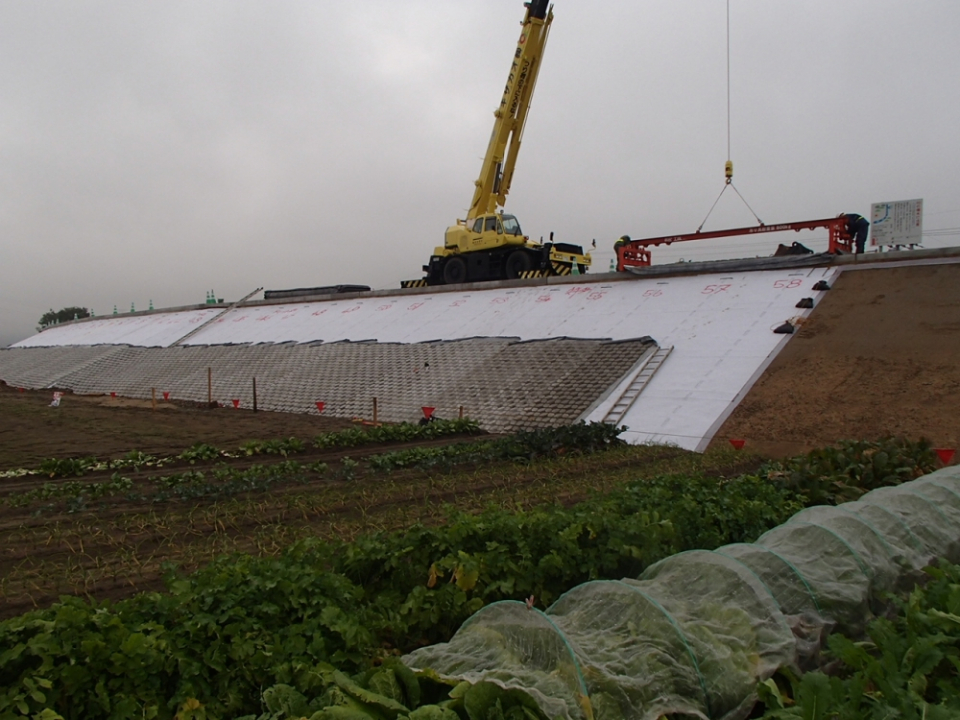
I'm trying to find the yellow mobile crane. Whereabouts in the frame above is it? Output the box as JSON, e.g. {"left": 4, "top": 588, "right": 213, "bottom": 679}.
{"left": 409, "top": 0, "right": 591, "bottom": 287}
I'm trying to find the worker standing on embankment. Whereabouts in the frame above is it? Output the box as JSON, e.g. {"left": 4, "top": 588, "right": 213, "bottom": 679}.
{"left": 844, "top": 213, "right": 871, "bottom": 253}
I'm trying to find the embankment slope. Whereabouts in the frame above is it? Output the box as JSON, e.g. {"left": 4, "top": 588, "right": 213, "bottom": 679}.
{"left": 713, "top": 262, "right": 960, "bottom": 455}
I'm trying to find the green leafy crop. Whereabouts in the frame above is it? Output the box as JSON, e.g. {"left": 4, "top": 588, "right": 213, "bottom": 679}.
{"left": 760, "top": 438, "right": 937, "bottom": 506}
{"left": 760, "top": 560, "right": 960, "bottom": 719}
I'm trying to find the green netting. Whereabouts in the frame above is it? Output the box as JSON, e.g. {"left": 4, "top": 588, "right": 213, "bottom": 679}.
{"left": 404, "top": 468, "right": 960, "bottom": 720}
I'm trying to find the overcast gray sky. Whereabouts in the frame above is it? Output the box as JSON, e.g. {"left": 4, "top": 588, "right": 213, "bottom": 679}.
{"left": 3, "top": 0, "right": 959, "bottom": 347}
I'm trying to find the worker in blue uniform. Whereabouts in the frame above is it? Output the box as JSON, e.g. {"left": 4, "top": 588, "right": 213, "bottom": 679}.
{"left": 843, "top": 213, "right": 870, "bottom": 253}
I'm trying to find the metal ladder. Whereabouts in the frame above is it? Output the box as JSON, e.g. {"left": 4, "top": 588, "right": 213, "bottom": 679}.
{"left": 602, "top": 345, "right": 673, "bottom": 425}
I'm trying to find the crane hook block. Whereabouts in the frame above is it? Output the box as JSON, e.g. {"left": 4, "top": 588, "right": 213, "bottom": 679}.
{"left": 725, "top": 160, "right": 733, "bottom": 183}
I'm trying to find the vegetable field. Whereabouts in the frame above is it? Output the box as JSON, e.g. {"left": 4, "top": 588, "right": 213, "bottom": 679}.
{"left": 0, "top": 382, "right": 951, "bottom": 720}
{"left": 0, "top": 411, "right": 657, "bottom": 620}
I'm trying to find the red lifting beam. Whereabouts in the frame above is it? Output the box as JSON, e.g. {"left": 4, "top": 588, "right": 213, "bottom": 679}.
{"left": 615, "top": 216, "right": 854, "bottom": 271}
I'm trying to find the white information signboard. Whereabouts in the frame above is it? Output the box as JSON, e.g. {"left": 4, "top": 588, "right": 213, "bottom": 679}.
{"left": 870, "top": 198, "right": 923, "bottom": 247}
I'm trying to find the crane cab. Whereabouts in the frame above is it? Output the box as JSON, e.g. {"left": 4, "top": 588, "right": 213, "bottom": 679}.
{"left": 442, "top": 213, "right": 528, "bottom": 254}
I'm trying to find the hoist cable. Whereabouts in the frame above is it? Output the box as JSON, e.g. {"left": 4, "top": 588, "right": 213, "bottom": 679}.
{"left": 730, "top": 182, "right": 763, "bottom": 225}
{"left": 726, "top": 0, "right": 731, "bottom": 161}
{"left": 698, "top": 184, "right": 730, "bottom": 233}
{"left": 698, "top": 182, "right": 764, "bottom": 231}
{"left": 697, "top": 0, "right": 764, "bottom": 232}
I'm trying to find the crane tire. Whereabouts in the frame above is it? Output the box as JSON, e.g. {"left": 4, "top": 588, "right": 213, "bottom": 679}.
{"left": 443, "top": 257, "right": 468, "bottom": 285}
{"left": 505, "top": 250, "right": 533, "bottom": 279}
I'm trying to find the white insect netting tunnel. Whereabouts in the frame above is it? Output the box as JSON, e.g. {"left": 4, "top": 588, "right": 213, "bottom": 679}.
{"left": 403, "top": 467, "right": 960, "bottom": 720}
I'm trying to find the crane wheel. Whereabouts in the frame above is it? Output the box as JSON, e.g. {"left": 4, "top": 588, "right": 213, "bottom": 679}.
{"left": 442, "top": 257, "right": 468, "bottom": 285}
{"left": 505, "top": 250, "right": 533, "bottom": 279}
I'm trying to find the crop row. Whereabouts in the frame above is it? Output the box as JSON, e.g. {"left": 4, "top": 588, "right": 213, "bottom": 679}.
{"left": 3, "top": 462, "right": 323, "bottom": 512}
{"left": 0, "top": 475, "right": 800, "bottom": 717}
{"left": 757, "top": 559, "right": 960, "bottom": 718}
{"left": 0, "top": 441, "right": 697, "bottom": 623}
{"left": 163, "top": 558, "right": 960, "bottom": 720}
{"left": 0, "top": 437, "right": 940, "bottom": 719}
{"left": 762, "top": 437, "right": 939, "bottom": 504}
{"left": 0, "top": 419, "right": 483, "bottom": 480}
{"left": 2, "top": 423, "right": 627, "bottom": 512}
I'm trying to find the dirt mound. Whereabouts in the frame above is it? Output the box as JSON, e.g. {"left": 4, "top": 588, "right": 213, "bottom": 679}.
{"left": 712, "top": 261, "right": 960, "bottom": 456}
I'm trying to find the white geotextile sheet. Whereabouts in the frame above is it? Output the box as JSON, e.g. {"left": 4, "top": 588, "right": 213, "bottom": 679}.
{"left": 11, "top": 268, "right": 837, "bottom": 449}
{"left": 15, "top": 308, "right": 220, "bottom": 348}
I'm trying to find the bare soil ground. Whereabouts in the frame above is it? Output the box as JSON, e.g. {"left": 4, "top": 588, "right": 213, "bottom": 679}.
{"left": 0, "top": 384, "right": 355, "bottom": 467}
{"left": 712, "top": 262, "right": 960, "bottom": 456}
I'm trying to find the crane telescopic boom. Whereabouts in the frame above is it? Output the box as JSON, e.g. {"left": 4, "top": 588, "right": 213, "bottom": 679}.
{"left": 403, "top": 0, "right": 591, "bottom": 288}
{"left": 469, "top": 0, "right": 552, "bottom": 219}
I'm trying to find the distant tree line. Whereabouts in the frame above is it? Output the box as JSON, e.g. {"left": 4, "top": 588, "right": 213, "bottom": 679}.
{"left": 38, "top": 306, "right": 90, "bottom": 329}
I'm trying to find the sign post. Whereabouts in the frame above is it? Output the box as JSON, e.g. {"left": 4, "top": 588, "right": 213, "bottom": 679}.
{"left": 870, "top": 199, "right": 923, "bottom": 249}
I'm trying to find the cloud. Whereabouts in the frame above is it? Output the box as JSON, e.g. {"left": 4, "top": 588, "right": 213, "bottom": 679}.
{"left": 2, "top": 0, "right": 959, "bottom": 345}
